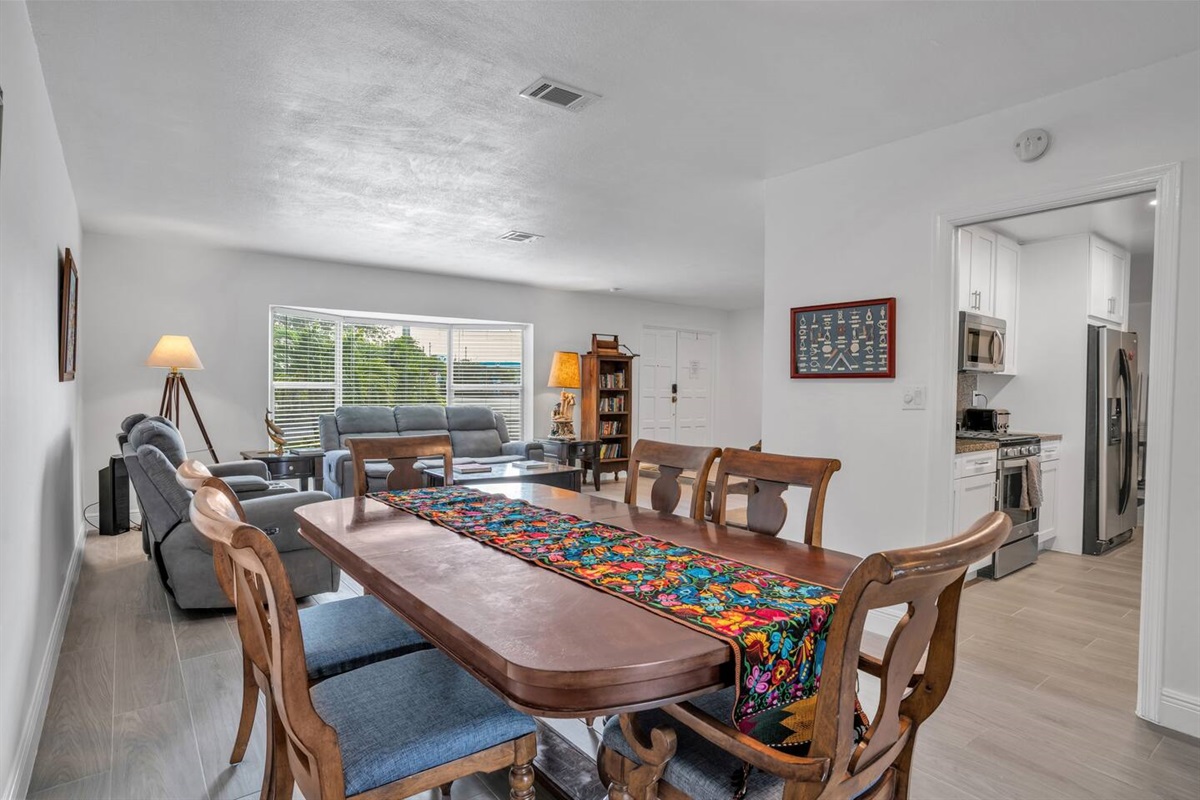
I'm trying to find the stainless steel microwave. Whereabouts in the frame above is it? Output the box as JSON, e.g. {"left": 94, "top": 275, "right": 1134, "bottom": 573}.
{"left": 959, "top": 311, "right": 1006, "bottom": 373}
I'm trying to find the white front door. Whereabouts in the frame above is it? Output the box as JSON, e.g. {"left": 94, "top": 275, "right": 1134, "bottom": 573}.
{"left": 640, "top": 328, "right": 677, "bottom": 441}
{"left": 675, "top": 332, "right": 713, "bottom": 445}
{"left": 639, "top": 327, "right": 714, "bottom": 445}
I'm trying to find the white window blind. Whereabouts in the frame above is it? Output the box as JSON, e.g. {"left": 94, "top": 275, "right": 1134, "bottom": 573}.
{"left": 271, "top": 310, "right": 338, "bottom": 448}
{"left": 342, "top": 322, "right": 448, "bottom": 408}
{"left": 451, "top": 328, "right": 524, "bottom": 435}
{"left": 269, "top": 308, "right": 527, "bottom": 448}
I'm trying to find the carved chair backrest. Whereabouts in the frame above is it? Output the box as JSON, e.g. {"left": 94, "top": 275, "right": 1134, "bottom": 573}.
{"left": 710, "top": 448, "right": 842, "bottom": 545}
{"left": 190, "top": 486, "right": 344, "bottom": 800}
{"left": 347, "top": 434, "right": 454, "bottom": 496}
{"left": 186, "top": 478, "right": 274, "bottom": 685}
{"left": 625, "top": 439, "right": 721, "bottom": 521}
{"left": 800, "top": 511, "right": 1011, "bottom": 800}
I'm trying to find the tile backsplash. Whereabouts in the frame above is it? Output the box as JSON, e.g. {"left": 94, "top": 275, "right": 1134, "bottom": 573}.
{"left": 956, "top": 373, "right": 978, "bottom": 424}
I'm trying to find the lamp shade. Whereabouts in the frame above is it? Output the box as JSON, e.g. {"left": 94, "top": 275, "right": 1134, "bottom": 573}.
{"left": 547, "top": 351, "right": 580, "bottom": 389}
{"left": 146, "top": 335, "right": 204, "bottom": 370}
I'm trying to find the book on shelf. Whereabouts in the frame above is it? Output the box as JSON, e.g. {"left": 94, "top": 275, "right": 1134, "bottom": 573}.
{"left": 599, "top": 371, "right": 627, "bottom": 389}
{"left": 598, "top": 443, "right": 623, "bottom": 459}
{"left": 600, "top": 420, "right": 623, "bottom": 436}
{"left": 598, "top": 395, "right": 626, "bottom": 413}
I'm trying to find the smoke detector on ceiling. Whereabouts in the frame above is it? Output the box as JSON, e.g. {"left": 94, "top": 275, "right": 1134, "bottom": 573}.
{"left": 498, "top": 230, "right": 543, "bottom": 243}
{"left": 520, "top": 77, "right": 600, "bottom": 112}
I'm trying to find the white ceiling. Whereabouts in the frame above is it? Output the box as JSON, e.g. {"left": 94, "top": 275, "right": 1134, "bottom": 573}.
{"left": 27, "top": 1, "right": 1200, "bottom": 309}
{"left": 989, "top": 192, "right": 1158, "bottom": 256}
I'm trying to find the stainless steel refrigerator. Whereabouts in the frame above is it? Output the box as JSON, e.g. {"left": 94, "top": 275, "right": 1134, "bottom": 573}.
{"left": 1084, "top": 325, "right": 1139, "bottom": 555}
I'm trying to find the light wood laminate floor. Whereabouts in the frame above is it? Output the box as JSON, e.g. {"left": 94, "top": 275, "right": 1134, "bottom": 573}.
{"left": 26, "top": 478, "right": 1200, "bottom": 799}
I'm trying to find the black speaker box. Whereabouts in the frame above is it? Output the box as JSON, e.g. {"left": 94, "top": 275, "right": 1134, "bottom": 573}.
{"left": 99, "top": 455, "right": 130, "bottom": 536}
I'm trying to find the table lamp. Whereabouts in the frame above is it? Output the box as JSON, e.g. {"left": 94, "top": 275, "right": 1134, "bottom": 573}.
{"left": 548, "top": 351, "right": 580, "bottom": 440}
{"left": 146, "top": 335, "right": 219, "bottom": 461}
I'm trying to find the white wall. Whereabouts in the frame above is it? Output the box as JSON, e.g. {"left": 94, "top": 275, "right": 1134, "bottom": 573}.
{"left": 764, "top": 53, "right": 1199, "bottom": 731}
{"left": 718, "top": 307, "right": 764, "bottom": 447}
{"left": 0, "top": 3, "right": 83, "bottom": 796}
{"left": 78, "top": 232, "right": 762, "bottom": 504}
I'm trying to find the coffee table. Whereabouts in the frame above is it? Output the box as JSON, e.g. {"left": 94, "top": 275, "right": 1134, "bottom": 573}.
{"left": 422, "top": 462, "right": 583, "bottom": 492}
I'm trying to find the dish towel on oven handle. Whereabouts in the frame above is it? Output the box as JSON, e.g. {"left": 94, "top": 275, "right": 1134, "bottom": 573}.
{"left": 1021, "top": 456, "right": 1043, "bottom": 510}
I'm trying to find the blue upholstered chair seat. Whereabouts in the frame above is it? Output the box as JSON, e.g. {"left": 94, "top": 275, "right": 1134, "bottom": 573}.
{"left": 310, "top": 649, "right": 537, "bottom": 796}
{"left": 603, "top": 688, "right": 787, "bottom": 800}
{"left": 300, "top": 595, "right": 430, "bottom": 681}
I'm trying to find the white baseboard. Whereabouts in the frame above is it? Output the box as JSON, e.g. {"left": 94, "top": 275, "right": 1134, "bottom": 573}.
{"left": 3, "top": 522, "right": 88, "bottom": 800}
{"left": 1157, "top": 689, "right": 1200, "bottom": 739}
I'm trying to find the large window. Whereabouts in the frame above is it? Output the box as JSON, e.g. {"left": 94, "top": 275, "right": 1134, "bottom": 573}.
{"left": 270, "top": 307, "right": 527, "bottom": 448}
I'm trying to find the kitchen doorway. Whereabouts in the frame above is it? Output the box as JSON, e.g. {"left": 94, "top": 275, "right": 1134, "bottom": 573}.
{"left": 639, "top": 326, "right": 715, "bottom": 446}
{"left": 935, "top": 164, "right": 1183, "bottom": 729}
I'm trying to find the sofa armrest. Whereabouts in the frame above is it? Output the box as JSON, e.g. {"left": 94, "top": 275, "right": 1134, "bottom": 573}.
{"left": 209, "top": 460, "right": 270, "bottom": 480}
{"left": 502, "top": 441, "right": 544, "bottom": 460}
{"left": 242, "top": 491, "right": 333, "bottom": 552}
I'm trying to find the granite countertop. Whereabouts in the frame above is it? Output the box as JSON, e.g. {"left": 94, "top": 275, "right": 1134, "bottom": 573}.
{"left": 1034, "top": 433, "right": 1063, "bottom": 441}
{"left": 955, "top": 439, "right": 999, "bottom": 454}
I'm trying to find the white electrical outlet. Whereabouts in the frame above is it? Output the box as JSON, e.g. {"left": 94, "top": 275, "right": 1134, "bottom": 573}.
{"left": 902, "top": 385, "right": 927, "bottom": 410}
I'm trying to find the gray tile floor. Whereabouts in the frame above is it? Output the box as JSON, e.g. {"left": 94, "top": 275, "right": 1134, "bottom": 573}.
{"left": 24, "top": 479, "right": 1200, "bottom": 800}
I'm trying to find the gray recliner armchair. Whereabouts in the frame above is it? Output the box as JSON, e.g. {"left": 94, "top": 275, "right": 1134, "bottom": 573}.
{"left": 120, "top": 414, "right": 340, "bottom": 608}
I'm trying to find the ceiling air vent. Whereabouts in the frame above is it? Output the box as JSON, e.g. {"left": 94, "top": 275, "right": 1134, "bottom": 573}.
{"left": 498, "top": 230, "right": 543, "bottom": 243}
{"left": 519, "top": 77, "right": 599, "bottom": 112}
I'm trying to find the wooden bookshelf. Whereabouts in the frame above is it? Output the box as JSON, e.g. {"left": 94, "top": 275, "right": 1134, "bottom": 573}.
{"left": 581, "top": 353, "right": 634, "bottom": 485}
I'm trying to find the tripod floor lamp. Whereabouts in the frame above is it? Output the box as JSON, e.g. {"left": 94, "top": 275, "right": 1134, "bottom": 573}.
{"left": 146, "top": 335, "right": 219, "bottom": 462}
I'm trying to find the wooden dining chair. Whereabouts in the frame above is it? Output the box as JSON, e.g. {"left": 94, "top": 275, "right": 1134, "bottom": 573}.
{"left": 188, "top": 478, "right": 432, "bottom": 797}
{"left": 710, "top": 448, "right": 842, "bottom": 546}
{"left": 624, "top": 439, "right": 721, "bottom": 521}
{"left": 347, "top": 434, "right": 454, "bottom": 496}
{"left": 597, "top": 511, "right": 1011, "bottom": 800}
{"left": 190, "top": 485, "right": 538, "bottom": 800}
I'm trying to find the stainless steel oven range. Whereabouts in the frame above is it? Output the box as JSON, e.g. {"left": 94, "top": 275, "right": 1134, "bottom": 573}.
{"left": 957, "top": 431, "right": 1041, "bottom": 578}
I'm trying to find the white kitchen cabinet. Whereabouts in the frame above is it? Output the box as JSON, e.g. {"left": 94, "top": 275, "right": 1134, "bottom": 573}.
{"left": 1088, "top": 236, "right": 1129, "bottom": 328}
{"left": 955, "top": 467, "right": 998, "bottom": 572}
{"left": 957, "top": 226, "right": 997, "bottom": 316}
{"left": 957, "top": 226, "right": 1020, "bottom": 372}
{"left": 1038, "top": 441, "right": 1061, "bottom": 547}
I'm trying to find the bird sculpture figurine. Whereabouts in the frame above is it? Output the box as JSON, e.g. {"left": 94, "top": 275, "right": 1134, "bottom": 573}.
{"left": 264, "top": 408, "right": 288, "bottom": 454}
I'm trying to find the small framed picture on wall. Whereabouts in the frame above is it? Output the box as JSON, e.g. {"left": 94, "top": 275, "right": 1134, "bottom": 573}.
{"left": 59, "top": 248, "right": 79, "bottom": 381}
{"left": 790, "top": 297, "right": 895, "bottom": 379}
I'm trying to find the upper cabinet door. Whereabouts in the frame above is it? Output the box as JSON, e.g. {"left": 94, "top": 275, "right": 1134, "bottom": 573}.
{"left": 1088, "top": 236, "right": 1129, "bottom": 327}
{"left": 957, "top": 227, "right": 975, "bottom": 312}
{"left": 1108, "top": 249, "right": 1129, "bottom": 326}
{"left": 993, "top": 234, "right": 1020, "bottom": 374}
{"left": 969, "top": 228, "right": 996, "bottom": 316}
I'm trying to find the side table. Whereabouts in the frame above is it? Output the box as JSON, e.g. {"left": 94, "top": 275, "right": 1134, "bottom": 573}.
{"left": 537, "top": 438, "right": 602, "bottom": 491}
{"left": 239, "top": 449, "right": 324, "bottom": 492}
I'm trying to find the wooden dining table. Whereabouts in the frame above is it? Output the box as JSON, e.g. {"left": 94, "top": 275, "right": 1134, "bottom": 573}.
{"left": 294, "top": 482, "right": 864, "bottom": 721}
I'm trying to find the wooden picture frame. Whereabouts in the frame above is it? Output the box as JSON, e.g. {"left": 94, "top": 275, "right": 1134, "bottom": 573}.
{"left": 59, "top": 248, "right": 78, "bottom": 382}
{"left": 790, "top": 297, "right": 895, "bottom": 379}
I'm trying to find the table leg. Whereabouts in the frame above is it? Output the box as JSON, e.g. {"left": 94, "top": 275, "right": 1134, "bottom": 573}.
{"left": 593, "top": 462, "right": 601, "bottom": 491}
{"left": 299, "top": 476, "right": 310, "bottom": 492}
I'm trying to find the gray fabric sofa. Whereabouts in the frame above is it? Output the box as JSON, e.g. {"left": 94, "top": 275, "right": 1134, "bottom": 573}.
{"left": 319, "top": 405, "right": 544, "bottom": 498}
{"left": 120, "top": 414, "right": 340, "bottom": 608}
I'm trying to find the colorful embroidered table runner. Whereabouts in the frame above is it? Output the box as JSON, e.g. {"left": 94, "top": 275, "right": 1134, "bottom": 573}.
{"left": 371, "top": 486, "right": 866, "bottom": 750}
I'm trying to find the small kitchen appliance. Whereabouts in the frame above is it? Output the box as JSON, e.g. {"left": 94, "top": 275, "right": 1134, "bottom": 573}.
{"left": 962, "top": 407, "right": 1010, "bottom": 434}
{"left": 958, "top": 311, "right": 1007, "bottom": 373}
{"left": 1084, "top": 325, "right": 1138, "bottom": 555}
